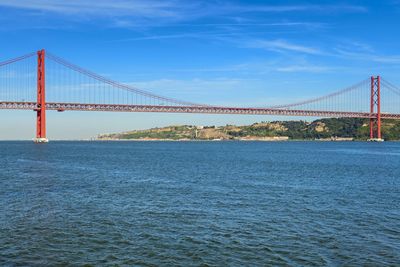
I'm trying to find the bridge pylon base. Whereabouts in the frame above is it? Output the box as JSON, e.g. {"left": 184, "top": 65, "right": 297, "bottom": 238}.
{"left": 33, "top": 137, "right": 49, "bottom": 143}
{"left": 367, "top": 138, "right": 384, "bottom": 142}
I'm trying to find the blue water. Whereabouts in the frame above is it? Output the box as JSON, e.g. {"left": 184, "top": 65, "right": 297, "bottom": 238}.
{"left": 0, "top": 141, "right": 399, "bottom": 266}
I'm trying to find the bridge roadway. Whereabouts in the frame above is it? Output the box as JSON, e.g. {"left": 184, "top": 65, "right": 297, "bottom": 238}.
{"left": 1, "top": 101, "right": 400, "bottom": 119}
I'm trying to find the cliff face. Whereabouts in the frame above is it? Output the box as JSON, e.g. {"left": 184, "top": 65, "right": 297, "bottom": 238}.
{"left": 197, "top": 128, "right": 230, "bottom": 140}
{"left": 97, "top": 118, "right": 400, "bottom": 141}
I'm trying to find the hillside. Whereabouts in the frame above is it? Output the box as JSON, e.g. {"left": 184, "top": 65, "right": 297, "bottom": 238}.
{"left": 97, "top": 118, "right": 400, "bottom": 141}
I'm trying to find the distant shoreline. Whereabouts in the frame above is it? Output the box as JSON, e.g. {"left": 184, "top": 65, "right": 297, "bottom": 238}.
{"left": 1, "top": 139, "right": 398, "bottom": 142}
{"left": 96, "top": 118, "right": 400, "bottom": 141}
{"left": 94, "top": 138, "right": 352, "bottom": 142}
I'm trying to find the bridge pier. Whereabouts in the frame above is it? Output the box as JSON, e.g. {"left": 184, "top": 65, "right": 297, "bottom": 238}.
{"left": 33, "top": 49, "right": 48, "bottom": 143}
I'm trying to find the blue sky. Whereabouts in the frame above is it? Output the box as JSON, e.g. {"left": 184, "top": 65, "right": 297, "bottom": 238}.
{"left": 1, "top": 0, "right": 400, "bottom": 139}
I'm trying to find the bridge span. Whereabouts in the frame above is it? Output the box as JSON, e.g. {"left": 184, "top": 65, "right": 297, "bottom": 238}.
{"left": 1, "top": 50, "right": 400, "bottom": 142}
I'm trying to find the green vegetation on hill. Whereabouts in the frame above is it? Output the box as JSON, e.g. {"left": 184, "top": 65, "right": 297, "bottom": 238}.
{"left": 97, "top": 118, "right": 400, "bottom": 141}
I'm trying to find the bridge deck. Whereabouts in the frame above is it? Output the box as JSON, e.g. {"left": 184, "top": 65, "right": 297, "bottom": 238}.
{"left": 1, "top": 101, "right": 400, "bottom": 119}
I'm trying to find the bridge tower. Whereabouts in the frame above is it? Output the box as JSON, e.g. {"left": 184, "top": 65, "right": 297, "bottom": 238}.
{"left": 369, "top": 76, "right": 383, "bottom": 141}
{"left": 34, "top": 49, "right": 48, "bottom": 143}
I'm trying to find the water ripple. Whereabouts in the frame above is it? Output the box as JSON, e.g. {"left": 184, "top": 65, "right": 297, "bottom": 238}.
{"left": 0, "top": 141, "right": 399, "bottom": 266}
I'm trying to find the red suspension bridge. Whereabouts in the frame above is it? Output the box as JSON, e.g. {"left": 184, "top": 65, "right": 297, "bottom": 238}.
{"left": 1, "top": 49, "right": 400, "bottom": 142}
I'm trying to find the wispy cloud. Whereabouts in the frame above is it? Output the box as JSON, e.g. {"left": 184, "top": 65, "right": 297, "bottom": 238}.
{"left": 108, "top": 21, "right": 325, "bottom": 43}
{"left": 0, "top": 1, "right": 367, "bottom": 27}
{"left": 276, "top": 65, "right": 333, "bottom": 73}
{"left": 0, "top": 0, "right": 179, "bottom": 17}
{"left": 161, "top": 59, "right": 336, "bottom": 75}
{"left": 177, "top": 22, "right": 324, "bottom": 27}
{"left": 0, "top": 0, "right": 367, "bottom": 14}
{"left": 335, "top": 40, "right": 375, "bottom": 53}
{"left": 247, "top": 39, "right": 322, "bottom": 55}
{"left": 335, "top": 48, "right": 400, "bottom": 64}
{"left": 219, "top": 4, "right": 367, "bottom": 14}
{"left": 109, "top": 31, "right": 251, "bottom": 42}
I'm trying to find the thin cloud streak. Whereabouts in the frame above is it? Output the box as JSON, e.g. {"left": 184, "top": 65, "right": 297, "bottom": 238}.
{"left": 164, "top": 22, "right": 326, "bottom": 28}
{"left": 0, "top": 1, "right": 367, "bottom": 22}
{"left": 223, "top": 4, "right": 367, "bottom": 13}
{"left": 248, "top": 39, "right": 322, "bottom": 55}
{"left": 0, "top": 0, "right": 366, "bottom": 34}
{"left": 109, "top": 32, "right": 252, "bottom": 42}
{"left": 108, "top": 30, "right": 287, "bottom": 42}
{"left": 335, "top": 49, "right": 400, "bottom": 64}
{"left": 0, "top": 0, "right": 179, "bottom": 17}
{"left": 276, "top": 65, "right": 333, "bottom": 73}
{"left": 161, "top": 60, "right": 337, "bottom": 75}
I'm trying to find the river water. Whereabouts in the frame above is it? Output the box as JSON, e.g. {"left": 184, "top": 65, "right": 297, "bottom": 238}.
{"left": 0, "top": 141, "right": 399, "bottom": 266}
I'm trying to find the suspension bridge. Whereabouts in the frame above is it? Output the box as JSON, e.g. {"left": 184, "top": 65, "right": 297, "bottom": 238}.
{"left": 1, "top": 49, "right": 400, "bottom": 142}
